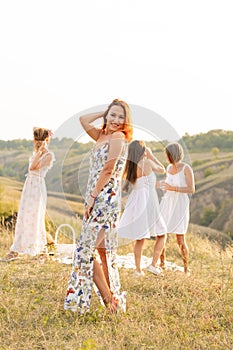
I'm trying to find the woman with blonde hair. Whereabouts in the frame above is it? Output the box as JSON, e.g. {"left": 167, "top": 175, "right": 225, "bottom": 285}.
{"left": 64, "top": 99, "right": 133, "bottom": 314}
{"left": 2, "top": 127, "right": 55, "bottom": 261}
{"left": 159, "top": 142, "right": 195, "bottom": 275}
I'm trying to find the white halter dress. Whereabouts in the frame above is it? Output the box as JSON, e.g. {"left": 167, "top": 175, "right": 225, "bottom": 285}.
{"left": 118, "top": 160, "right": 167, "bottom": 240}
{"left": 160, "top": 164, "right": 191, "bottom": 234}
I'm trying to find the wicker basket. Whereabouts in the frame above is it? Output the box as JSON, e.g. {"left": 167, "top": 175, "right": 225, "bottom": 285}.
{"left": 54, "top": 224, "right": 76, "bottom": 261}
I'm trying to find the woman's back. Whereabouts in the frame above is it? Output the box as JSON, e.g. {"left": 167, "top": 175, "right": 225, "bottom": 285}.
{"left": 132, "top": 158, "right": 157, "bottom": 190}
{"left": 136, "top": 158, "right": 153, "bottom": 177}
{"left": 118, "top": 157, "right": 166, "bottom": 239}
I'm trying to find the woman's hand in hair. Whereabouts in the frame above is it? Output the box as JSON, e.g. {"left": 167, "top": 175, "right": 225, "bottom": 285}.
{"left": 38, "top": 141, "right": 47, "bottom": 156}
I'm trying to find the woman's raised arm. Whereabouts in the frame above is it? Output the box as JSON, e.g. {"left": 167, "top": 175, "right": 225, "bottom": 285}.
{"left": 79, "top": 112, "right": 104, "bottom": 141}
{"left": 30, "top": 152, "right": 53, "bottom": 171}
{"left": 146, "top": 147, "right": 165, "bottom": 174}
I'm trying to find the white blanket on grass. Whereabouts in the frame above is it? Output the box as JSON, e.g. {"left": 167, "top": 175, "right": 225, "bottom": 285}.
{"left": 58, "top": 252, "right": 184, "bottom": 272}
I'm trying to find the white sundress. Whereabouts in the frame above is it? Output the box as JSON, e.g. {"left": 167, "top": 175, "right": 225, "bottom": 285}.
{"left": 10, "top": 151, "right": 55, "bottom": 256}
{"left": 117, "top": 162, "right": 167, "bottom": 240}
{"left": 160, "top": 164, "right": 191, "bottom": 234}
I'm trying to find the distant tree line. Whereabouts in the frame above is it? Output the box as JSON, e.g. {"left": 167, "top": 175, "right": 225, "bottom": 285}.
{"left": 0, "top": 129, "right": 232, "bottom": 152}
{"left": 0, "top": 138, "right": 94, "bottom": 154}
{"left": 182, "top": 129, "right": 233, "bottom": 151}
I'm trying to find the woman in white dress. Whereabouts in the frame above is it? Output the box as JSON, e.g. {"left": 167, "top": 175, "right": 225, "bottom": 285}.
{"left": 159, "top": 142, "right": 195, "bottom": 275}
{"left": 3, "top": 127, "right": 55, "bottom": 261}
{"left": 117, "top": 140, "right": 167, "bottom": 276}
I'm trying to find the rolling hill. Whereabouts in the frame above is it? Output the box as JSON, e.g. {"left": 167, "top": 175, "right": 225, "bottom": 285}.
{"left": 0, "top": 132, "right": 233, "bottom": 241}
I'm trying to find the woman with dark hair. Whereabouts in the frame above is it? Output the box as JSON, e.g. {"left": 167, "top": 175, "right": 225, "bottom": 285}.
{"left": 64, "top": 99, "right": 133, "bottom": 314}
{"left": 2, "top": 127, "right": 55, "bottom": 261}
{"left": 117, "top": 140, "right": 167, "bottom": 277}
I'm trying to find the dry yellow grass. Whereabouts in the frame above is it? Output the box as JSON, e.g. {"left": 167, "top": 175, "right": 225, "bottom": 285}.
{"left": 0, "top": 226, "right": 232, "bottom": 350}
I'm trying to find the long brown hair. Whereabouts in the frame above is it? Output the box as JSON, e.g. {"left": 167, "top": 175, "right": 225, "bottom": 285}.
{"left": 165, "top": 142, "right": 184, "bottom": 164}
{"left": 102, "top": 98, "right": 133, "bottom": 141}
{"left": 124, "top": 140, "right": 146, "bottom": 185}
{"left": 33, "top": 127, "right": 51, "bottom": 151}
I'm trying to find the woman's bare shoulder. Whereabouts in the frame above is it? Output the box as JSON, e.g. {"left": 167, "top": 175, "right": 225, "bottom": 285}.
{"left": 111, "top": 131, "right": 125, "bottom": 140}
{"left": 147, "top": 158, "right": 154, "bottom": 167}
{"left": 183, "top": 163, "right": 193, "bottom": 173}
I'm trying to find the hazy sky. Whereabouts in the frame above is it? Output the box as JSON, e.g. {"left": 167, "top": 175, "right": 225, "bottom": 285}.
{"left": 0, "top": 0, "right": 232, "bottom": 141}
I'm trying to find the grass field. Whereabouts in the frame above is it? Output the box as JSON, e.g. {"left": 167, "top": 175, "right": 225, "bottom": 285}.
{"left": 0, "top": 225, "right": 232, "bottom": 350}
{"left": 0, "top": 156, "right": 233, "bottom": 350}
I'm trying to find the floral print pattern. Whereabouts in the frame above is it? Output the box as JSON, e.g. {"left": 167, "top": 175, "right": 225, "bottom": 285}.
{"left": 10, "top": 152, "right": 55, "bottom": 256}
{"left": 64, "top": 142, "right": 127, "bottom": 313}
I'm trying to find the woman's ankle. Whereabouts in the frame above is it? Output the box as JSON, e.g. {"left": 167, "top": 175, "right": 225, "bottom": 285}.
{"left": 7, "top": 251, "right": 18, "bottom": 257}
{"left": 135, "top": 267, "right": 142, "bottom": 273}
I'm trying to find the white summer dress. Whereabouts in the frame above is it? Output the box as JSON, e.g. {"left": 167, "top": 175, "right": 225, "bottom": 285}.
{"left": 160, "top": 164, "right": 191, "bottom": 234}
{"left": 10, "top": 151, "right": 55, "bottom": 256}
{"left": 117, "top": 161, "right": 167, "bottom": 240}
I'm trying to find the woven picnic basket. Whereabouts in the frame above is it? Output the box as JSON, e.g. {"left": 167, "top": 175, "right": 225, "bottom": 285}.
{"left": 54, "top": 224, "right": 76, "bottom": 260}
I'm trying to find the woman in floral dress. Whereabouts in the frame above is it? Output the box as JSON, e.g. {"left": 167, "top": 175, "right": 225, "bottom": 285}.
{"left": 64, "top": 99, "right": 133, "bottom": 313}
{"left": 3, "top": 127, "right": 55, "bottom": 260}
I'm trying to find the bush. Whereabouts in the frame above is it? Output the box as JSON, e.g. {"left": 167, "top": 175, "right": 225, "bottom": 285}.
{"left": 200, "top": 207, "right": 218, "bottom": 226}
{"left": 203, "top": 167, "right": 214, "bottom": 178}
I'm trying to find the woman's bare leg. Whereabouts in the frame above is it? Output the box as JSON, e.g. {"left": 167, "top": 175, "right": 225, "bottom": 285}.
{"left": 176, "top": 234, "right": 189, "bottom": 274}
{"left": 159, "top": 247, "right": 166, "bottom": 269}
{"left": 151, "top": 235, "right": 166, "bottom": 267}
{"left": 94, "top": 229, "right": 120, "bottom": 312}
{"left": 95, "top": 228, "right": 110, "bottom": 287}
{"left": 134, "top": 239, "right": 145, "bottom": 273}
{"left": 97, "top": 247, "right": 110, "bottom": 287}
{"left": 93, "top": 259, "right": 112, "bottom": 305}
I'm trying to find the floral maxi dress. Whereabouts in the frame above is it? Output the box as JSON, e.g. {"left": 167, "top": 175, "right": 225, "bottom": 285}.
{"left": 64, "top": 141, "right": 127, "bottom": 313}
{"left": 10, "top": 151, "right": 55, "bottom": 256}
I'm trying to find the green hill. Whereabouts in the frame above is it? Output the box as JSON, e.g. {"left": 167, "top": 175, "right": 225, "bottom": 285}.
{"left": 0, "top": 130, "right": 233, "bottom": 239}
{"left": 0, "top": 134, "right": 232, "bottom": 348}
{"left": 190, "top": 153, "right": 233, "bottom": 237}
